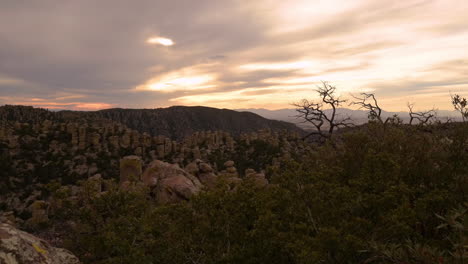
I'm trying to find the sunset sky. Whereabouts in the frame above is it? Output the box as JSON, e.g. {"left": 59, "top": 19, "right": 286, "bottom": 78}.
{"left": 1, "top": 0, "right": 467, "bottom": 111}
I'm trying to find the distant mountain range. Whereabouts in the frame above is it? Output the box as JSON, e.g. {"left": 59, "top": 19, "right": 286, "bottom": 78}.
{"left": 1, "top": 105, "right": 305, "bottom": 139}
{"left": 88, "top": 106, "right": 305, "bottom": 139}
{"left": 236, "top": 108, "right": 461, "bottom": 130}
{"left": 2, "top": 105, "right": 461, "bottom": 137}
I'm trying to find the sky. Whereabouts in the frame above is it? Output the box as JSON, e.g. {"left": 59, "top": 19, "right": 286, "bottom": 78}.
{"left": 0, "top": 0, "right": 467, "bottom": 111}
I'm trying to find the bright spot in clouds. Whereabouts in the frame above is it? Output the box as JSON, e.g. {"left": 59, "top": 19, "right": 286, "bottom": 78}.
{"left": 146, "top": 75, "right": 215, "bottom": 92}
{"left": 136, "top": 65, "right": 217, "bottom": 93}
{"left": 147, "top": 37, "right": 174, "bottom": 46}
{"left": 239, "top": 61, "right": 315, "bottom": 71}
{"left": 170, "top": 87, "right": 312, "bottom": 109}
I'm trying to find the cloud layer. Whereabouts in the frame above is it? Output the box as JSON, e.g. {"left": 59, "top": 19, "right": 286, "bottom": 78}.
{"left": 1, "top": 0, "right": 467, "bottom": 111}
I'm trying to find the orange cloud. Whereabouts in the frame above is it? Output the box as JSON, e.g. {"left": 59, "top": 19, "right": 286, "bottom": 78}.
{"left": 0, "top": 96, "right": 114, "bottom": 111}
{"left": 73, "top": 103, "right": 114, "bottom": 110}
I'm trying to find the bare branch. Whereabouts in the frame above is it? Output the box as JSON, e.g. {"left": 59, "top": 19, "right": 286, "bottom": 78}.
{"left": 351, "top": 93, "right": 383, "bottom": 123}
{"left": 407, "top": 102, "right": 436, "bottom": 125}
{"left": 336, "top": 115, "right": 354, "bottom": 128}
{"left": 293, "top": 82, "right": 351, "bottom": 140}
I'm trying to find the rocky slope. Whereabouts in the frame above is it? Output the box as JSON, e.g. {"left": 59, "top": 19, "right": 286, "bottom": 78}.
{"left": 0, "top": 105, "right": 309, "bottom": 229}
{"left": 0, "top": 223, "right": 80, "bottom": 264}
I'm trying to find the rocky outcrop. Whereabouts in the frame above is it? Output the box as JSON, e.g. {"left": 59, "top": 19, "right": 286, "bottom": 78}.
{"left": 185, "top": 160, "right": 218, "bottom": 189}
{"left": 221, "top": 160, "right": 239, "bottom": 177}
{"left": 1, "top": 106, "right": 300, "bottom": 221}
{"left": 0, "top": 212, "right": 16, "bottom": 226}
{"left": 142, "top": 160, "right": 202, "bottom": 203}
{"left": 219, "top": 161, "right": 243, "bottom": 186}
{"left": 0, "top": 223, "right": 80, "bottom": 264}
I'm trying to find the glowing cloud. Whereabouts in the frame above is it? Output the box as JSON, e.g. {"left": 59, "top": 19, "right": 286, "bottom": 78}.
{"left": 0, "top": 95, "right": 114, "bottom": 111}
{"left": 146, "top": 37, "right": 174, "bottom": 46}
{"left": 169, "top": 86, "right": 315, "bottom": 109}
{"left": 239, "top": 61, "right": 314, "bottom": 71}
{"left": 136, "top": 65, "right": 217, "bottom": 93}
{"left": 73, "top": 103, "right": 114, "bottom": 110}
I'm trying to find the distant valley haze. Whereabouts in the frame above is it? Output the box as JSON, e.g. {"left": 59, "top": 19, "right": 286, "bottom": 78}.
{"left": 236, "top": 107, "right": 462, "bottom": 129}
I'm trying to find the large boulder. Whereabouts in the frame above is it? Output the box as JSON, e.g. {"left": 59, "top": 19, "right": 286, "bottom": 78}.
{"left": 219, "top": 160, "right": 240, "bottom": 180}
{"left": 0, "top": 212, "right": 15, "bottom": 226}
{"left": 218, "top": 161, "right": 243, "bottom": 189}
{"left": 0, "top": 223, "right": 80, "bottom": 264}
{"left": 142, "top": 160, "right": 202, "bottom": 203}
{"left": 222, "top": 160, "right": 238, "bottom": 176}
{"left": 185, "top": 161, "right": 218, "bottom": 189}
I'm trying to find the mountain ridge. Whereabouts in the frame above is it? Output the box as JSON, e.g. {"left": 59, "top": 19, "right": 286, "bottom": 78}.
{"left": 0, "top": 105, "right": 305, "bottom": 140}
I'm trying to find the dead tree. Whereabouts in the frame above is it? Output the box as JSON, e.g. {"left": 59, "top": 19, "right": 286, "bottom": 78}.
{"left": 451, "top": 94, "right": 468, "bottom": 122}
{"left": 407, "top": 103, "right": 436, "bottom": 125}
{"left": 351, "top": 92, "right": 404, "bottom": 125}
{"left": 293, "top": 82, "right": 352, "bottom": 140}
{"left": 351, "top": 93, "right": 385, "bottom": 123}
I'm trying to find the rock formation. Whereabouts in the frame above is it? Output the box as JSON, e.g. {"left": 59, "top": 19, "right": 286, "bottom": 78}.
{"left": 0, "top": 223, "right": 80, "bottom": 264}
{"left": 142, "top": 160, "right": 202, "bottom": 203}
{"left": 222, "top": 160, "right": 238, "bottom": 176}
{"left": 218, "top": 160, "right": 242, "bottom": 186}
{"left": 120, "top": 132, "right": 131, "bottom": 148}
{"left": 78, "top": 126, "right": 87, "bottom": 150}
{"left": 0, "top": 105, "right": 306, "bottom": 222}
{"left": 185, "top": 160, "right": 218, "bottom": 189}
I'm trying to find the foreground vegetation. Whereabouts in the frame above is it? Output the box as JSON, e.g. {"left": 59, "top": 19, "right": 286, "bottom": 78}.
{"left": 49, "top": 121, "right": 467, "bottom": 263}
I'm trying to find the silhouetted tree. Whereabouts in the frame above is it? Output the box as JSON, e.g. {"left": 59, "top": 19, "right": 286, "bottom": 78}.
{"left": 293, "top": 82, "right": 352, "bottom": 140}
{"left": 351, "top": 92, "right": 402, "bottom": 124}
{"left": 451, "top": 94, "right": 468, "bottom": 122}
{"left": 407, "top": 103, "right": 436, "bottom": 125}
{"left": 351, "top": 93, "right": 384, "bottom": 123}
